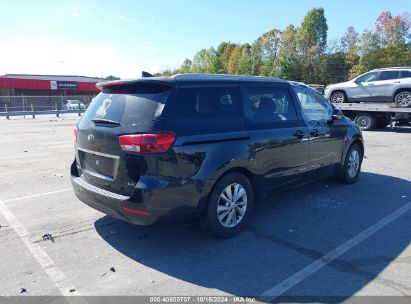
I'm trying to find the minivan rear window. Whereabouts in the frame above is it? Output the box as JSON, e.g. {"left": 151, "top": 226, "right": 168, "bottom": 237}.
{"left": 81, "top": 84, "right": 172, "bottom": 126}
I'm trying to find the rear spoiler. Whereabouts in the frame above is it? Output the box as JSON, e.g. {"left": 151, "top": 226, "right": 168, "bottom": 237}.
{"left": 95, "top": 79, "right": 174, "bottom": 93}
{"left": 95, "top": 71, "right": 154, "bottom": 90}
{"left": 142, "top": 71, "right": 154, "bottom": 77}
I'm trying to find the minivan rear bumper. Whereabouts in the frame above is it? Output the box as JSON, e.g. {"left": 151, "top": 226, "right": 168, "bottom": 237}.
{"left": 70, "top": 162, "right": 211, "bottom": 226}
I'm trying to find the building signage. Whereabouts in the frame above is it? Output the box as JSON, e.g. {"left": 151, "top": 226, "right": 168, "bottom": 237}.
{"left": 50, "top": 81, "right": 78, "bottom": 90}
{"left": 57, "top": 81, "right": 78, "bottom": 90}
{"left": 50, "top": 81, "right": 57, "bottom": 90}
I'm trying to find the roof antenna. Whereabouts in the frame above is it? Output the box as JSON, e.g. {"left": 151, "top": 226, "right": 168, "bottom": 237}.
{"left": 142, "top": 71, "right": 154, "bottom": 78}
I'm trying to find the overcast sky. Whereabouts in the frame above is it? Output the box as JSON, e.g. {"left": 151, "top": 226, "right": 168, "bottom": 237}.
{"left": 0, "top": 0, "right": 409, "bottom": 79}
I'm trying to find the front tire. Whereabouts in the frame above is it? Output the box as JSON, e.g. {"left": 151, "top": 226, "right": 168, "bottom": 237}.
{"left": 337, "top": 143, "right": 363, "bottom": 184}
{"left": 394, "top": 91, "right": 411, "bottom": 108}
{"left": 205, "top": 173, "right": 254, "bottom": 238}
{"left": 331, "top": 91, "right": 347, "bottom": 103}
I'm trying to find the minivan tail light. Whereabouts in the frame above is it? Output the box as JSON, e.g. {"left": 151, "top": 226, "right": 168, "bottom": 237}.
{"left": 74, "top": 127, "right": 78, "bottom": 142}
{"left": 118, "top": 133, "right": 175, "bottom": 153}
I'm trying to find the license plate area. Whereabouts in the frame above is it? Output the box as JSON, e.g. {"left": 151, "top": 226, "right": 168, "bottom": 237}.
{"left": 77, "top": 148, "right": 120, "bottom": 181}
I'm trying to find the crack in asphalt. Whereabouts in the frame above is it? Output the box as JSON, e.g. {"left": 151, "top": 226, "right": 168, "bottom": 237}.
{"left": 31, "top": 219, "right": 120, "bottom": 243}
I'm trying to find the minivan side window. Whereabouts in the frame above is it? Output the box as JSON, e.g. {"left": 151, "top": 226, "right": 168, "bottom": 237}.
{"left": 378, "top": 71, "right": 400, "bottom": 81}
{"left": 171, "top": 86, "right": 242, "bottom": 118}
{"left": 293, "top": 85, "right": 333, "bottom": 124}
{"left": 243, "top": 86, "right": 298, "bottom": 123}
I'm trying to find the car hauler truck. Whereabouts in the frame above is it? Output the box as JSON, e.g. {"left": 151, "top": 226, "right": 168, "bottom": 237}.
{"left": 333, "top": 103, "right": 411, "bottom": 131}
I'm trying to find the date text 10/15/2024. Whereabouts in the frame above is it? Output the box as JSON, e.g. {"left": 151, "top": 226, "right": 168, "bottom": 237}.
{"left": 149, "top": 296, "right": 257, "bottom": 303}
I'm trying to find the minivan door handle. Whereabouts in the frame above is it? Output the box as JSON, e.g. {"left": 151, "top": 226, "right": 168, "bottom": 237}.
{"left": 293, "top": 130, "right": 305, "bottom": 139}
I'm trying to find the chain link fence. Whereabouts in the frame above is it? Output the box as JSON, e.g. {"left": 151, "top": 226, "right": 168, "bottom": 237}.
{"left": 0, "top": 95, "right": 95, "bottom": 112}
{"left": 0, "top": 95, "right": 96, "bottom": 118}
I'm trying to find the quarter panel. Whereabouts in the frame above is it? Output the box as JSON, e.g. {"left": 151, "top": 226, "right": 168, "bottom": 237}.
{"left": 340, "top": 122, "right": 364, "bottom": 165}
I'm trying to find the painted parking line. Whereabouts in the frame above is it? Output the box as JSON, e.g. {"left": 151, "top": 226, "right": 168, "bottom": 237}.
{"left": 259, "top": 200, "right": 411, "bottom": 301}
{"left": 4, "top": 189, "right": 72, "bottom": 203}
{"left": 0, "top": 198, "right": 86, "bottom": 302}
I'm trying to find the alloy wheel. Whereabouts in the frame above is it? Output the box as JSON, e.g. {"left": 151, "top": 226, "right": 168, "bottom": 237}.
{"left": 331, "top": 92, "right": 345, "bottom": 103}
{"left": 347, "top": 149, "right": 360, "bottom": 178}
{"left": 396, "top": 92, "right": 411, "bottom": 107}
{"left": 217, "top": 183, "right": 247, "bottom": 228}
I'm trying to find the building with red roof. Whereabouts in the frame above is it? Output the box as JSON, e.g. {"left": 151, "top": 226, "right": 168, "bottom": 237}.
{"left": 0, "top": 74, "right": 105, "bottom": 97}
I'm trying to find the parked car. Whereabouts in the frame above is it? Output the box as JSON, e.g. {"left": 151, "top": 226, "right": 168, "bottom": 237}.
{"left": 324, "top": 67, "right": 411, "bottom": 107}
{"left": 71, "top": 74, "right": 364, "bottom": 238}
{"left": 65, "top": 99, "right": 86, "bottom": 110}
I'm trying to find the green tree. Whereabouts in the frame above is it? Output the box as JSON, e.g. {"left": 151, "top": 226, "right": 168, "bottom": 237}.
{"left": 250, "top": 39, "right": 263, "bottom": 75}
{"left": 256, "top": 28, "right": 282, "bottom": 76}
{"left": 220, "top": 43, "right": 236, "bottom": 73}
{"left": 296, "top": 8, "right": 328, "bottom": 83}
{"left": 104, "top": 75, "right": 120, "bottom": 80}
{"left": 227, "top": 44, "right": 242, "bottom": 74}
{"left": 297, "top": 7, "right": 328, "bottom": 55}
{"left": 350, "top": 30, "right": 382, "bottom": 76}
{"left": 277, "top": 24, "right": 301, "bottom": 80}
{"left": 311, "top": 52, "right": 348, "bottom": 85}
{"left": 216, "top": 42, "right": 230, "bottom": 55}
{"left": 164, "top": 8, "right": 409, "bottom": 85}
{"left": 203, "top": 47, "right": 221, "bottom": 73}
{"left": 238, "top": 43, "right": 253, "bottom": 75}
{"left": 179, "top": 58, "right": 192, "bottom": 73}
{"left": 260, "top": 29, "right": 282, "bottom": 59}
{"left": 191, "top": 49, "right": 207, "bottom": 73}
{"left": 278, "top": 52, "right": 302, "bottom": 81}
{"left": 349, "top": 11, "right": 411, "bottom": 77}
{"left": 375, "top": 11, "right": 411, "bottom": 67}
{"left": 155, "top": 68, "right": 179, "bottom": 77}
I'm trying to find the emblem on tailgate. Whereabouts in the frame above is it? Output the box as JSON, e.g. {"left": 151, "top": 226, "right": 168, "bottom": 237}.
{"left": 87, "top": 134, "right": 95, "bottom": 142}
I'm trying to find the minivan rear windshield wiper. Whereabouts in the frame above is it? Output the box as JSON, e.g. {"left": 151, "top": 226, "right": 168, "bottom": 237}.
{"left": 91, "top": 118, "right": 121, "bottom": 125}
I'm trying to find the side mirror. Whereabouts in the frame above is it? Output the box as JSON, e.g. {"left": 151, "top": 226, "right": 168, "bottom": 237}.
{"left": 331, "top": 109, "right": 343, "bottom": 121}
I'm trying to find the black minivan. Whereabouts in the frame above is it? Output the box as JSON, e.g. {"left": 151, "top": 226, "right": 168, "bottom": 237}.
{"left": 71, "top": 74, "right": 364, "bottom": 237}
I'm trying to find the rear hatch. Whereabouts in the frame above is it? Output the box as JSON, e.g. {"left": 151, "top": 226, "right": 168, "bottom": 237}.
{"left": 75, "top": 81, "right": 174, "bottom": 196}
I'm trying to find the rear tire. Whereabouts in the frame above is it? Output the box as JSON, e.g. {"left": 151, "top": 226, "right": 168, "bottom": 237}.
{"left": 394, "top": 91, "right": 411, "bottom": 108}
{"left": 331, "top": 91, "right": 347, "bottom": 103}
{"left": 355, "top": 113, "right": 376, "bottom": 131}
{"left": 205, "top": 173, "right": 254, "bottom": 238}
{"left": 337, "top": 143, "right": 363, "bottom": 184}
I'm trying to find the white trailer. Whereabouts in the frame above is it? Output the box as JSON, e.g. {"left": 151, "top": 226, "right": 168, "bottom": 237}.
{"left": 334, "top": 103, "right": 411, "bottom": 131}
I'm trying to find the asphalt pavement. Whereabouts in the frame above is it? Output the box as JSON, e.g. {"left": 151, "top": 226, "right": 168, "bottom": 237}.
{"left": 0, "top": 115, "right": 410, "bottom": 303}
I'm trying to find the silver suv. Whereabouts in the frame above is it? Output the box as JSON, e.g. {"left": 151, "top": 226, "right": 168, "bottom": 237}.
{"left": 324, "top": 67, "right": 411, "bottom": 107}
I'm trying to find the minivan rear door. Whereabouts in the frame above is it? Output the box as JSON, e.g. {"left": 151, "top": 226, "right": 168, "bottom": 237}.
{"left": 75, "top": 81, "right": 174, "bottom": 196}
{"left": 242, "top": 84, "right": 309, "bottom": 193}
